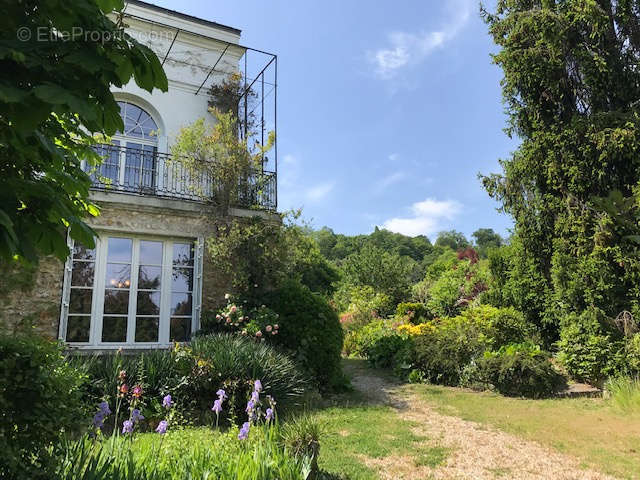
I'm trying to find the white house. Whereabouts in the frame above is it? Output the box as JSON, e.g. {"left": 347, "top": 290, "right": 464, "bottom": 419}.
{"left": 1, "top": 1, "right": 278, "bottom": 351}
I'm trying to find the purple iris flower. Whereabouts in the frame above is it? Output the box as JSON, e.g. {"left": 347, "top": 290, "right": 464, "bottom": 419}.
{"left": 122, "top": 420, "right": 134, "bottom": 434}
{"left": 265, "top": 408, "right": 274, "bottom": 422}
{"left": 131, "top": 409, "right": 144, "bottom": 423}
{"left": 156, "top": 420, "right": 168, "bottom": 434}
{"left": 93, "top": 412, "right": 104, "bottom": 429}
{"left": 216, "top": 389, "right": 227, "bottom": 400}
{"left": 98, "top": 401, "right": 111, "bottom": 416}
{"left": 246, "top": 399, "right": 255, "bottom": 413}
{"left": 212, "top": 398, "right": 223, "bottom": 414}
{"left": 238, "top": 421, "right": 250, "bottom": 440}
{"left": 254, "top": 380, "right": 262, "bottom": 393}
{"left": 251, "top": 390, "right": 260, "bottom": 403}
{"left": 162, "top": 394, "right": 173, "bottom": 409}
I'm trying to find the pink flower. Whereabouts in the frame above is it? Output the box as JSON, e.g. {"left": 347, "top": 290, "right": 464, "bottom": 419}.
{"left": 265, "top": 325, "right": 272, "bottom": 332}
{"left": 272, "top": 330, "right": 278, "bottom": 335}
{"left": 273, "top": 324, "right": 279, "bottom": 330}
{"left": 256, "top": 331, "right": 262, "bottom": 338}
{"left": 230, "top": 305, "right": 237, "bottom": 313}
{"left": 132, "top": 385, "right": 143, "bottom": 398}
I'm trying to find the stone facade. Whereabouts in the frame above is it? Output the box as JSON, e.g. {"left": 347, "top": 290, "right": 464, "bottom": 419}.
{"left": 0, "top": 256, "right": 64, "bottom": 339}
{"left": 0, "top": 192, "right": 276, "bottom": 344}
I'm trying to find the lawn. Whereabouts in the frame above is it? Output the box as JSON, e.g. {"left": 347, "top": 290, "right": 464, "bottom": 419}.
{"left": 312, "top": 401, "right": 449, "bottom": 480}
{"left": 409, "top": 383, "right": 640, "bottom": 479}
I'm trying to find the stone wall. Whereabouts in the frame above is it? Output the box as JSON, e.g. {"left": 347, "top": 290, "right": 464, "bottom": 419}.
{"left": 0, "top": 256, "right": 64, "bottom": 339}
{"left": 0, "top": 193, "right": 277, "bottom": 341}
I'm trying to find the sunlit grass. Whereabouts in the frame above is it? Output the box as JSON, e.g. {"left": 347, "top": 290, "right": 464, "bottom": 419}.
{"left": 409, "top": 382, "right": 640, "bottom": 479}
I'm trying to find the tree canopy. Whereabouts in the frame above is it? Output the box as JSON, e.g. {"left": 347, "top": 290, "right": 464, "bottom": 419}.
{"left": 0, "top": 0, "right": 168, "bottom": 262}
{"left": 481, "top": 0, "right": 640, "bottom": 338}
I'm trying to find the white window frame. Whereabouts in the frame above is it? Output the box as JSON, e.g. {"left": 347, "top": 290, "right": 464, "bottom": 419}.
{"left": 59, "top": 232, "right": 204, "bottom": 349}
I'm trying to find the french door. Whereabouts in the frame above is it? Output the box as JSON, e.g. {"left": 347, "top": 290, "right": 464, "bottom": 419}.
{"left": 62, "top": 234, "right": 201, "bottom": 347}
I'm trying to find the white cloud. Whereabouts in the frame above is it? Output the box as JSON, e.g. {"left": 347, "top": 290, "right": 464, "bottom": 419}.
{"left": 306, "top": 182, "right": 335, "bottom": 202}
{"left": 368, "top": 0, "right": 472, "bottom": 79}
{"left": 388, "top": 153, "right": 400, "bottom": 162}
{"left": 382, "top": 198, "right": 462, "bottom": 237}
{"left": 374, "top": 171, "right": 405, "bottom": 193}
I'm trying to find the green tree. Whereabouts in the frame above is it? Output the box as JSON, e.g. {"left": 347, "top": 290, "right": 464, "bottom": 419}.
{"left": 0, "top": 0, "right": 168, "bottom": 262}
{"left": 434, "top": 230, "right": 469, "bottom": 251}
{"left": 341, "top": 244, "right": 414, "bottom": 310}
{"left": 472, "top": 228, "right": 504, "bottom": 258}
{"left": 481, "top": 0, "right": 640, "bottom": 337}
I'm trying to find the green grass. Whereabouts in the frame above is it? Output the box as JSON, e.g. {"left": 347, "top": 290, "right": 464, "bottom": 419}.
{"left": 606, "top": 376, "right": 640, "bottom": 413}
{"left": 409, "top": 383, "right": 640, "bottom": 479}
{"left": 58, "top": 426, "right": 310, "bottom": 480}
{"left": 312, "top": 403, "right": 448, "bottom": 479}
{"left": 299, "top": 362, "right": 449, "bottom": 480}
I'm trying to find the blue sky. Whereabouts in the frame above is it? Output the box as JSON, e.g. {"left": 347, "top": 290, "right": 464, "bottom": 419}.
{"left": 152, "top": 0, "right": 518, "bottom": 241}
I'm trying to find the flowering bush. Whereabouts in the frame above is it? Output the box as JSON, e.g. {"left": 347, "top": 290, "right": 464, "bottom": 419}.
{"left": 72, "top": 334, "right": 307, "bottom": 428}
{"left": 396, "top": 322, "right": 436, "bottom": 337}
{"left": 203, "top": 296, "right": 281, "bottom": 340}
{"left": 0, "top": 334, "right": 86, "bottom": 480}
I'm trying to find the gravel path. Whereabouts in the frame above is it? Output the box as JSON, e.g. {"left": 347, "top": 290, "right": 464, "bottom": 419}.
{"left": 345, "top": 361, "right": 616, "bottom": 480}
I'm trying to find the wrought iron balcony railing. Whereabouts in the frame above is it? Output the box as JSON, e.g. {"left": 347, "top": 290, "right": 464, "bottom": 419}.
{"left": 88, "top": 143, "right": 277, "bottom": 211}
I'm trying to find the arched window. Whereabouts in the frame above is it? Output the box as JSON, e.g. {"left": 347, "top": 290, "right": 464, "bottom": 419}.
{"left": 116, "top": 101, "right": 159, "bottom": 143}
{"left": 93, "top": 101, "right": 160, "bottom": 192}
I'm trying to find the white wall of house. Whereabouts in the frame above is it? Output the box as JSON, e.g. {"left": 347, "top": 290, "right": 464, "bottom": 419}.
{"left": 111, "top": 1, "right": 245, "bottom": 151}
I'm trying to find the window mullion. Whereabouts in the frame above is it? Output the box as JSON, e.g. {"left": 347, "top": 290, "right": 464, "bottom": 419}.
{"left": 93, "top": 236, "right": 107, "bottom": 346}
{"left": 127, "top": 238, "right": 140, "bottom": 345}
{"left": 58, "top": 233, "right": 74, "bottom": 341}
{"left": 159, "top": 240, "right": 173, "bottom": 345}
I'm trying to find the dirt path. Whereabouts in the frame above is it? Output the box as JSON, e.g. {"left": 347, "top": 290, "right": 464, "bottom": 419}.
{"left": 345, "top": 361, "right": 616, "bottom": 480}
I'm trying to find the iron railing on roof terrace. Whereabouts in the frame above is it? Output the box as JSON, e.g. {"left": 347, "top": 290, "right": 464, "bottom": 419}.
{"left": 88, "top": 143, "right": 277, "bottom": 211}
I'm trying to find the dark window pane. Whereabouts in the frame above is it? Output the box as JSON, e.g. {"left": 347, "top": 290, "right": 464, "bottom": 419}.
{"left": 135, "top": 317, "right": 159, "bottom": 342}
{"left": 171, "top": 267, "right": 193, "bottom": 292}
{"left": 137, "top": 291, "right": 160, "bottom": 315}
{"left": 104, "top": 290, "right": 129, "bottom": 314}
{"left": 139, "top": 241, "right": 163, "bottom": 265}
{"left": 173, "top": 243, "right": 194, "bottom": 266}
{"left": 71, "top": 261, "right": 95, "bottom": 287}
{"left": 171, "top": 293, "right": 192, "bottom": 316}
{"left": 107, "top": 238, "right": 132, "bottom": 262}
{"left": 170, "top": 317, "right": 191, "bottom": 342}
{"left": 102, "top": 316, "right": 127, "bottom": 342}
{"left": 69, "top": 288, "right": 93, "bottom": 314}
{"left": 138, "top": 266, "right": 162, "bottom": 289}
{"left": 73, "top": 245, "right": 95, "bottom": 261}
{"left": 105, "top": 264, "right": 131, "bottom": 289}
{"left": 66, "top": 316, "right": 90, "bottom": 342}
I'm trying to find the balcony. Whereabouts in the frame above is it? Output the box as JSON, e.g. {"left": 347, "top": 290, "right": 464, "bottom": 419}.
{"left": 88, "top": 144, "right": 277, "bottom": 211}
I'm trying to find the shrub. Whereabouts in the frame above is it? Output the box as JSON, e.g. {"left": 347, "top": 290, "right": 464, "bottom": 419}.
{"left": 556, "top": 308, "right": 624, "bottom": 385}
{"left": 264, "top": 280, "right": 345, "bottom": 391}
{"left": 395, "top": 302, "right": 431, "bottom": 323}
{"left": 342, "top": 319, "right": 394, "bottom": 358}
{"left": 474, "top": 343, "right": 566, "bottom": 398}
{"left": 412, "top": 317, "right": 487, "bottom": 385}
{"left": 625, "top": 333, "right": 640, "bottom": 376}
{"left": 0, "top": 334, "right": 87, "bottom": 479}
{"left": 335, "top": 285, "right": 390, "bottom": 331}
{"left": 190, "top": 334, "right": 309, "bottom": 419}
{"left": 367, "top": 334, "right": 409, "bottom": 369}
{"left": 73, "top": 335, "right": 308, "bottom": 427}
